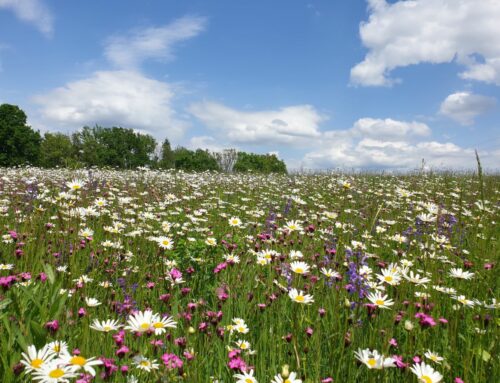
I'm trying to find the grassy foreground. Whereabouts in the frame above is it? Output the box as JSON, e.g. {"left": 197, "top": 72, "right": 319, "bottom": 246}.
{"left": 0, "top": 168, "right": 498, "bottom": 382}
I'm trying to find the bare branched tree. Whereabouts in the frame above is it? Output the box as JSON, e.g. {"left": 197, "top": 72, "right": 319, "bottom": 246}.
{"left": 212, "top": 149, "right": 239, "bottom": 173}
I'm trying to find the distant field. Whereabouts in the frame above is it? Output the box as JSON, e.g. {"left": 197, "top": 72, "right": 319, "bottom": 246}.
{"left": 0, "top": 168, "right": 498, "bottom": 382}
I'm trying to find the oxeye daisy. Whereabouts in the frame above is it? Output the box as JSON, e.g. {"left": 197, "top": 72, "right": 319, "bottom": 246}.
{"left": 260, "top": 249, "right": 278, "bottom": 260}
{"left": 44, "top": 341, "right": 69, "bottom": 357}
{"left": 452, "top": 294, "right": 476, "bottom": 307}
{"left": 271, "top": 371, "right": 302, "bottom": 383}
{"left": 256, "top": 256, "right": 271, "bottom": 266}
{"left": 205, "top": 237, "right": 217, "bottom": 246}
{"left": 235, "top": 323, "right": 249, "bottom": 334}
{"left": 151, "top": 313, "right": 177, "bottom": 335}
{"left": 289, "top": 250, "right": 304, "bottom": 259}
{"left": 424, "top": 350, "right": 444, "bottom": 364}
{"left": 156, "top": 236, "right": 174, "bottom": 250}
{"left": 228, "top": 217, "right": 242, "bottom": 227}
{"left": 290, "top": 261, "right": 310, "bottom": 275}
{"left": 89, "top": 318, "right": 121, "bottom": 332}
{"left": 404, "top": 271, "right": 431, "bottom": 285}
{"left": 285, "top": 220, "right": 303, "bottom": 232}
{"left": 321, "top": 268, "right": 341, "bottom": 279}
{"left": 354, "top": 348, "right": 395, "bottom": 369}
{"left": 66, "top": 179, "right": 84, "bottom": 192}
{"left": 449, "top": 268, "right": 474, "bottom": 280}
{"left": 410, "top": 362, "right": 443, "bottom": 383}
{"left": 366, "top": 291, "right": 395, "bottom": 309}
{"left": 62, "top": 354, "right": 103, "bottom": 376}
{"left": 235, "top": 339, "right": 251, "bottom": 351}
{"left": 232, "top": 318, "right": 246, "bottom": 325}
{"left": 85, "top": 297, "right": 101, "bottom": 307}
{"left": 233, "top": 369, "right": 257, "bottom": 383}
{"left": 78, "top": 228, "right": 94, "bottom": 239}
{"left": 20, "top": 345, "right": 56, "bottom": 373}
{"left": 94, "top": 198, "right": 107, "bottom": 207}
{"left": 125, "top": 310, "right": 154, "bottom": 333}
{"left": 224, "top": 254, "right": 240, "bottom": 263}
{"left": 288, "top": 288, "right": 314, "bottom": 304}
{"left": 377, "top": 268, "right": 402, "bottom": 286}
{"left": 31, "top": 361, "right": 76, "bottom": 382}
{"left": 132, "top": 355, "right": 159, "bottom": 372}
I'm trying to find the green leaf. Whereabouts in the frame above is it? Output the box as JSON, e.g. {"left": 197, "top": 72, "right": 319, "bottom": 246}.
{"left": 480, "top": 349, "right": 491, "bottom": 362}
{"left": 43, "top": 263, "right": 56, "bottom": 285}
{"left": 0, "top": 298, "right": 12, "bottom": 311}
{"left": 29, "top": 320, "right": 46, "bottom": 347}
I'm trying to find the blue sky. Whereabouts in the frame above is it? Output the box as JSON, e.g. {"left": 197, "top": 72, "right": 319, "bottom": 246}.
{"left": 0, "top": 0, "right": 499, "bottom": 170}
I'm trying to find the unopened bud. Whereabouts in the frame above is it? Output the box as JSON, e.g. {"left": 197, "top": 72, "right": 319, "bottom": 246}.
{"left": 404, "top": 320, "right": 414, "bottom": 331}
{"left": 281, "top": 364, "right": 289, "bottom": 378}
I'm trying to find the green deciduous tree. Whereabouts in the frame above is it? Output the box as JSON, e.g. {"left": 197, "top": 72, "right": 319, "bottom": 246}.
{"left": 72, "top": 126, "right": 157, "bottom": 168}
{"left": 0, "top": 104, "right": 41, "bottom": 166}
{"left": 40, "top": 132, "right": 74, "bottom": 168}
{"left": 173, "top": 147, "right": 220, "bottom": 171}
{"left": 159, "top": 138, "right": 175, "bottom": 169}
{"left": 233, "top": 152, "right": 287, "bottom": 174}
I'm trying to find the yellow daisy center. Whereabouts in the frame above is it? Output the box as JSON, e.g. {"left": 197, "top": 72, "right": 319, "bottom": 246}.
{"left": 385, "top": 276, "right": 393, "bottom": 282}
{"left": 153, "top": 322, "right": 164, "bottom": 328}
{"left": 375, "top": 299, "right": 385, "bottom": 306}
{"left": 49, "top": 368, "right": 65, "bottom": 378}
{"left": 30, "top": 358, "right": 43, "bottom": 368}
{"left": 140, "top": 323, "right": 150, "bottom": 330}
{"left": 295, "top": 268, "right": 304, "bottom": 273}
{"left": 162, "top": 240, "right": 170, "bottom": 246}
{"left": 285, "top": 380, "right": 292, "bottom": 383}
{"left": 367, "top": 358, "right": 377, "bottom": 367}
{"left": 103, "top": 326, "right": 112, "bottom": 332}
{"left": 53, "top": 345, "right": 60, "bottom": 352}
{"left": 72, "top": 185, "right": 81, "bottom": 190}
{"left": 295, "top": 295, "right": 305, "bottom": 302}
{"left": 140, "top": 361, "right": 150, "bottom": 367}
{"left": 245, "top": 379, "right": 253, "bottom": 383}
{"left": 421, "top": 376, "right": 432, "bottom": 383}
{"left": 70, "top": 356, "right": 87, "bottom": 366}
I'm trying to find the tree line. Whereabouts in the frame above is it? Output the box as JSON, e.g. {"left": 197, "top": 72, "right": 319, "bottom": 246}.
{"left": 0, "top": 104, "right": 287, "bottom": 173}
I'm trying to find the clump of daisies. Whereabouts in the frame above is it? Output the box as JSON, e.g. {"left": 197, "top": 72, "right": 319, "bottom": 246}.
{"left": 20, "top": 342, "right": 103, "bottom": 379}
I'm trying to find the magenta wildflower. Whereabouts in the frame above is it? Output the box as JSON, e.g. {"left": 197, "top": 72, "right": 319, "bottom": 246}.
{"left": 116, "top": 345, "right": 129, "bottom": 358}
{"left": 44, "top": 319, "right": 59, "bottom": 333}
{"left": 0, "top": 275, "right": 17, "bottom": 289}
{"left": 162, "top": 353, "right": 183, "bottom": 369}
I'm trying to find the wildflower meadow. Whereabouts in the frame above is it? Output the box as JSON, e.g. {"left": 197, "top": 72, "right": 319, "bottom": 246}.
{"left": 0, "top": 167, "right": 498, "bottom": 383}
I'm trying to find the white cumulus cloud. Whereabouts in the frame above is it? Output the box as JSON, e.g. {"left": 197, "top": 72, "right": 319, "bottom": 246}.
{"left": 33, "top": 70, "right": 187, "bottom": 139}
{"left": 31, "top": 16, "right": 208, "bottom": 138}
{"left": 187, "top": 135, "right": 226, "bottom": 152}
{"left": 351, "top": 118, "right": 431, "bottom": 140}
{"left": 351, "top": 0, "right": 500, "bottom": 86}
{"left": 188, "top": 101, "right": 325, "bottom": 145}
{"left": 0, "top": 0, "right": 53, "bottom": 36}
{"left": 300, "top": 117, "right": 499, "bottom": 170}
{"left": 104, "top": 16, "right": 207, "bottom": 69}
{"left": 439, "top": 91, "right": 496, "bottom": 125}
